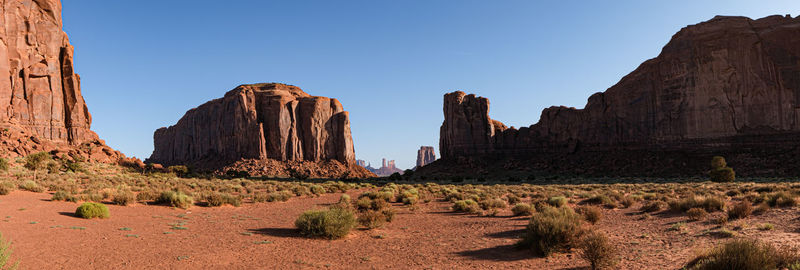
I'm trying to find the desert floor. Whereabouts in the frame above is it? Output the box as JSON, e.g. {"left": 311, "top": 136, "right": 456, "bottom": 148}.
{"left": 1, "top": 188, "right": 798, "bottom": 269}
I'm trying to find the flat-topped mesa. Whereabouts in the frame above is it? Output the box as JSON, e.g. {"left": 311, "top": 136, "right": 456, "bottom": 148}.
{"left": 0, "top": 0, "right": 121, "bottom": 162}
{"left": 149, "top": 83, "right": 373, "bottom": 178}
{"left": 433, "top": 15, "right": 800, "bottom": 177}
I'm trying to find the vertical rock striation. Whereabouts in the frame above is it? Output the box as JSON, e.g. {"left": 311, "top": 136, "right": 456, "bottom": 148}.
{"left": 0, "top": 0, "right": 120, "bottom": 162}
{"left": 432, "top": 15, "right": 800, "bottom": 177}
{"left": 416, "top": 146, "right": 436, "bottom": 168}
{"left": 149, "top": 83, "right": 372, "bottom": 178}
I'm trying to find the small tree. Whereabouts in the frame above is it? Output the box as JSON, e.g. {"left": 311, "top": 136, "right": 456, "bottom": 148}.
{"left": 24, "top": 152, "right": 51, "bottom": 181}
{"left": 168, "top": 165, "right": 189, "bottom": 177}
{"left": 710, "top": 156, "right": 735, "bottom": 182}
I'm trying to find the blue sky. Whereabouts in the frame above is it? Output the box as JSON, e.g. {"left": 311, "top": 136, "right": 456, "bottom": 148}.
{"left": 61, "top": 1, "right": 800, "bottom": 169}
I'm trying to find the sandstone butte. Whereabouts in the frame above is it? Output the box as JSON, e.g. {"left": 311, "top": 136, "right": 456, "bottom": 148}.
{"left": 420, "top": 15, "right": 800, "bottom": 177}
{"left": 148, "top": 83, "right": 375, "bottom": 178}
{"left": 0, "top": 0, "right": 121, "bottom": 162}
{"left": 416, "top": 146, "right": 436, "bottom": 168}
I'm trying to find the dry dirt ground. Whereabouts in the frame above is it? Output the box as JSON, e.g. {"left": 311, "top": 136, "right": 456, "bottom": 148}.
{"left": 0, "top": 189, "right": 798, "bottom": 269}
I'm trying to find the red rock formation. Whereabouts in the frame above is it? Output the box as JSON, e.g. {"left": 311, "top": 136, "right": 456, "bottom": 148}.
{"left": 416, "top": 146, "right": 436, "bottom": 168}
{"left": 432, "top": 15, "right": 800, "bottom": 177}
{"left": 0, "top": 0, "right": 121, "bottom": 162}
{"left": 149, "top": 83, "right": 373, "bottom": 178}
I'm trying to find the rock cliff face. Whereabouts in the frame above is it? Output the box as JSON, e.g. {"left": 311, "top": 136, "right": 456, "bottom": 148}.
{"left": 416, "top": 146, "right": 436, "bottom": 168}
{"left": 0, "top": 0, "right": 121, "bottom": 162}
{"left": 432, "top": 15, "right": 800, "bottom": 177}
{"left": 149, "top": 83, "right": 373, "bottom": 178}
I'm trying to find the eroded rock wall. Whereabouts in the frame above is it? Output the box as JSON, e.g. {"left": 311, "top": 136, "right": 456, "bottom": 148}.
{"left": 149, "top": 83, "right": 369, "bottom": 177}
{"left": 0, "top": 0, "right": 120, "bottom": 162}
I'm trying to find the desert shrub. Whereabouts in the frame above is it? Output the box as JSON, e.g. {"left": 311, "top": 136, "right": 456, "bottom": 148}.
{"left": 639, "top": 201, "right": 663, "bottom": 213}
{"left": 75, "top": 202, "right": 110, "bottom": 219}
{"left": 584, "top": 195, "right": 616, "bottom": 208}
{"left": 167, "top": 165, "right": 189, "bottom": 177}
{"left": 479, "top": 198, "right": 507, "bottom": 210}
{"left": 0, "top": 232, "right": 18, "bottom": 270}
{"left": 157, "top": 191, "right": 194, "bottom": 209}
{"left": 19, "top": 181, "right": 44, "bottom": 193}
{"left": 766, "top": 192, "right": 796, "bottom": 208}
{"left": 397, "top": 189, "right": 419, "bottom": 205}
{"left": 0, "top": 158, "right": 9, "bottom": 172}
{"left": 507, "top": 194, "right": 521, "bottom": 205}
{"left": 357, "top": 210, "right": 388, "bottom": 229}
{"left": 63, "top": 160, "right": 83, "bottom": 173}
{"left": 295, "top": 207, "right": 355, "bottom": 239}
{"left": 452, "top": 199, "right": 480, "bottom": 214}
{"left": 547, "top": 196, "right": 567, "bottom": 207}
{"left": 518, "top": 206, "right": 583, "bottom": 256}
{"left": 24, "top": 152, "right": 51, "bottom": 181}
{"left": 686, "top": 238, "right": 800, "bottom": 270}
{"left": 727, "top": 200, "right": 753, "bottom": 220}
{"left": 511, "top": 203, "right": 534, "bottom": 216}
{"left": 579, "top": 231, "right": 618, "bottom": 270}
{"left": 136, "top": 190, "right": 160, "bottom": 203}
{"left": 669, "top": 196, "right": 725, "bottom": 212}
{"left": 204, "top": 192, "right": 240, "bottom": 207}
{"left": 686, "top": 208, "right": 708, "bottom": 221}
{"left": 577, "top": 205, "right": 603, "bottom": 224}
{"left": 51, "top": 190, "right": 74, "bottom": 202}
{"left": 619, "top": 197, "right": 635, "bottom": 208}
{"left": 267, "top": 191, "right": 293, "bottom": 202}
{"left": 46, "top": 161, "right": 60, "bottom": 174}
{"left": 289, "top": 168, "right": 310, "bottom": 181}
{"left": 309, "top": 185, "right": 326, "bottom": 195}
{"left": 338, "top": 194, "right": 351, "bottom": 205}
{"left": 113, "top": 190, "right": 135, "bottom": 206}
{"left": 0, "top": 184, "right": 10, "bottom": 196}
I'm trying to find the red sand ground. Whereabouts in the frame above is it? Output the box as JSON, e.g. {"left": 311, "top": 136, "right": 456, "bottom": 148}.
{"left": 0, "top": 190, "right": 798, "bottom": 269}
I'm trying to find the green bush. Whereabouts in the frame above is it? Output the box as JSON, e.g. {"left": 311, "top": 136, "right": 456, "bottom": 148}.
{"left": 479, "top": 198, "right": 507, "bottom": 210}
{"left": 579, "top": 231, "right": 618, "bottom": 270}
{"left": 157, "top": 191, "right": 194, "bottom": 209}
{"left": 0, "top": 232, "right": 19, "bottom": 270}
{"left": 511, "top": 203, "right": 534, "bottom": 216}
{"left": 518, "top": 206, "right": 583, "bottom": 256}
{"left": 75, "top": 202, "right": 110, "bottom": 219}
{"left": 686, "top": 239, "right": 800, "bottom": 270}
{"left": 295, "top": 207, "right": 355, "bottom": 239}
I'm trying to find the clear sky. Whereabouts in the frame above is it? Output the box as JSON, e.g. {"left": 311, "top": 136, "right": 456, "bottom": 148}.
{"left": 61, "top": 1, "right": 800, "bottom": 170}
